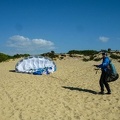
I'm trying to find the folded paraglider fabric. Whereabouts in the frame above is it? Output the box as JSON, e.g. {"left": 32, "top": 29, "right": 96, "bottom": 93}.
{"left": 15, "top": 56, "right": 56, "bottom": 75}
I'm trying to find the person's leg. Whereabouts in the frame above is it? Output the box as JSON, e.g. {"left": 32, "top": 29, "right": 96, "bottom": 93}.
{"left": 103, "top": 73, "right": 111, "bottom": 94}
{"left": 99, "top": 71, "right": 105, "bottom": 93}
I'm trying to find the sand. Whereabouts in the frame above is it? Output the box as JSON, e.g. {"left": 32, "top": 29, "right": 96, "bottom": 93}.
{"left": 0, "top": 57, "right": 120, "bottom": 120}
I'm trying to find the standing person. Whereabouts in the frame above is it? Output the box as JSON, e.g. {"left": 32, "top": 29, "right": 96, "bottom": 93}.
{"left": 94, "top": 52, "right": 111, "bottom": 95}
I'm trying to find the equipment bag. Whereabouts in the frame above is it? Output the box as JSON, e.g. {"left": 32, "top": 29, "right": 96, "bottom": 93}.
{"left": 107, "top": 73, "right": 119, "bottom": 82}
{"left": 107, "top": 61, "right": 119, "bottom": 82}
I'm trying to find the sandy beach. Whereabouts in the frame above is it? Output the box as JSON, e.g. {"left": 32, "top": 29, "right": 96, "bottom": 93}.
{"left": 0, "top": 57, "right": 120, "bottom": 120}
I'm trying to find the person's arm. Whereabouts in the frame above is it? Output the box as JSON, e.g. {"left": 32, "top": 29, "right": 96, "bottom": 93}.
{"left": 98, "top": 57, "right": 110, "bottom": 69}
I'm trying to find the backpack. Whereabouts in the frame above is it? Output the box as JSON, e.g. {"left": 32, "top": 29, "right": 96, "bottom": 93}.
{"left": 106, "top": 61, "right": 119, "bottom": 82}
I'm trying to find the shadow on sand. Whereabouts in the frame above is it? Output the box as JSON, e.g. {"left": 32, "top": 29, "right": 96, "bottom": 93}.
{"left": 62, "top": 86, "right": 97, "bottom": 94}
{"left": 9, "top": 70, "right": 16, "bottom": 72}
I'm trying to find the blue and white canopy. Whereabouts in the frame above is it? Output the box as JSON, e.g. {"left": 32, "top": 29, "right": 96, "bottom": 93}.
{"left": 15, "top": 56, "right": 56, "bottom": 75}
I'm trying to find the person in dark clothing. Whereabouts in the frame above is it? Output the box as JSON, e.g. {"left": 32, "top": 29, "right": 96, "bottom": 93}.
{"left": 94, "top": 52, "right": 111, "bottom": 95}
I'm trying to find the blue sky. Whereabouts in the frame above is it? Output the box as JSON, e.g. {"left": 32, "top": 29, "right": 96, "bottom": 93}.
{"left": 0, "top": 0, "right": 120, "bottom": 55}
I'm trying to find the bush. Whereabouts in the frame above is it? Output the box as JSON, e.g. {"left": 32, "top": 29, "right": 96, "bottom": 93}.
{"left": 68, "top": 50, "right": 99, "bottom": 56}
{"left": 94, "top": 58, "right": 102, "bottom": 61}
{"left": 89, "top": 55, "right": 94, "bottom": 60}
{"left": 0, "top": 53, "right": 30, "bottom": 63}
{"left": 41, "top": 51, "right": 57, "bottom": 59}
{"left": 82, "top": 58, "right": 89, "bottom": 62}
{"left": 0, "top": 53, "right": 11, "bottom": 62}
{"left": 13, "top": 54, "right": 30, "bottom": 58}
{"left": 110, "top": 54, "right": 120, "bottom": 59}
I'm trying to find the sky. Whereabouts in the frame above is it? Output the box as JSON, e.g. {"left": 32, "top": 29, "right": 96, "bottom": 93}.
{"left": 0, "top": 0, "right": 120, "bottom": 55}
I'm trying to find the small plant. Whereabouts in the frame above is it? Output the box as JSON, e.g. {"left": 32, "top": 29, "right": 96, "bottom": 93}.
{"left": 94, "top": 58, "right": 102, "bottom": 61}
{"left": 69, "top": 54, "right": 74, "bottom": 57}
{"left": 118, "top": 60, "right": 120, "bottom": 63}
{"left": 59, "top": 56, "right": 64, "bottom": 60}
{"left": 89, "top": 55, "right": 94, "bottom": 60}
{"left": 82, "top": 58, "right": 89, "bottom": 62}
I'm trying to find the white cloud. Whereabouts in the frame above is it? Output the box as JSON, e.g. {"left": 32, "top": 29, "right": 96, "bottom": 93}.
{"left": 99, "top": 36, "right": 109, "bottom": 42}
{"left": 32, "top": 39, "right": 54, "bottom": 46}
{"left": 7, "top": 35, "right": 55, "bottom": 54}
{"left": 8, "top": 35, "right": 31, "bottom": 47}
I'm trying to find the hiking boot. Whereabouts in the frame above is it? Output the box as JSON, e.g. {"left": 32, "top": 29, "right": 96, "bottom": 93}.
{"left": 98, "top": 91, "right": 104, "bottom": 95}
{"left": 106, "top": 92, "right": 111, "bottom": 95}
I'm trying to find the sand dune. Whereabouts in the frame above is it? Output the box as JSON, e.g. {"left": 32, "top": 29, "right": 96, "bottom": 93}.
{"left": 0, "top": 58, "right": 120, "bottom": 120}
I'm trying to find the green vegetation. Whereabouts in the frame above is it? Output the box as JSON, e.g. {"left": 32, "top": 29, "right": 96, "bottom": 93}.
{"left": 41, "top": 51, "right": 59, "bottom": 59}
{"left": 110, "top": 53, "right": 120, "bottom": 59}
{"left": 67, "top": 50, "right": 120, "bottom": 62}
{"left": 0, "top": 49, "right": 120, "bottom": 63}
{"left": 0, "top": 53, "right": 30, "bottom": 63}
{"left": 94, "top": 57, "right": 102, "bottom": 61}
{"left": 67, "top": 50, "right": 99, "bottom": 56}
{"left": 12, "top": 54, "right": 30, "bottom": 59}
{"left": 0, "top": 53, "right": 11, "bottom": 62}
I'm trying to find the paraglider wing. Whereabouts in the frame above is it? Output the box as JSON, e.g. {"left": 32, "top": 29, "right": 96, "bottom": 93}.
{"left": 15, "top": 56, "right": 56, "bottom": 75}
